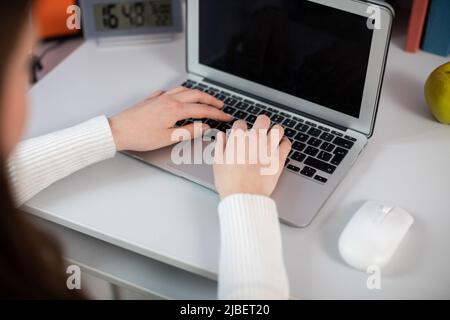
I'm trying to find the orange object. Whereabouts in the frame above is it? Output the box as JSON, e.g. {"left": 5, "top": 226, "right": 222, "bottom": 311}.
{"left": 405, "top": 0, "right": 430, "bottom": 53}
{"left": 34, "top": 0, "right": 80, "bottom": 39}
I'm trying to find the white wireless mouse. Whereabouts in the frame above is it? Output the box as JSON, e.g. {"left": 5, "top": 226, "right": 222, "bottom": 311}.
{"left": 338, "top": 201, "right": 414, "bottom": 271}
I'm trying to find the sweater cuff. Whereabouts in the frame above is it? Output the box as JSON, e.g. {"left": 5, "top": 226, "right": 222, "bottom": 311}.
{"left": 15, "top": 115, "right": 117, "bottom": 166}
{"left": 8, "top": 116, "right": 117, "bottom": 205}
{"left": 218, "top": 194, "right": 289, "bottom": 299}
{"left": 73, "top": 115, "right": 117, "bottom": 159}
{"left": 218, "top": 193, "right": 279, "bottom": 229}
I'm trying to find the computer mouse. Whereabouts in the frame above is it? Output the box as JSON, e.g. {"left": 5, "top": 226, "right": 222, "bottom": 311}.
{"left": 338, "top": 201, "right": 414, "bottom": 271}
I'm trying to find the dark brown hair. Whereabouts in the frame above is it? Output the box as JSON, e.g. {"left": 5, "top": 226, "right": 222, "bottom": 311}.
{"left": 0, "top": 1, "right": 83, "bottom": 299}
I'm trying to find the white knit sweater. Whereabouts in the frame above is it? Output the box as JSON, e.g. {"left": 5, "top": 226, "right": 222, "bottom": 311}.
{"left": 7, "top": 116, "right": 289, "bottom": 300}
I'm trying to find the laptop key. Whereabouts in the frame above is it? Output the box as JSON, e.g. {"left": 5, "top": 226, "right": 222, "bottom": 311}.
{"left": 295, "top": 123, "right": 310, "bottom": 132}
{"left": 291, "top": 152, "right": 306, "bottom": 163}
{"left": 284, "top": 128, "right": 296, "bottom": 138}
{"left": 305, "top": 121, "right": 317, "bottom": 127}
{"left": 331, "top": 130, "right": 344, "bottom": 137}
{"left": 234, "top": 111, "right": 248, "bottom": 120}
{"left": 256, "top": 103, "right": 268, "bottom": 109}
{"left": 271, "top": 114, "right": 285, "bottom": 124}
{"left": 217, "top": 123, "right": 231, "bottom": 132}
{"left": 318, "top": 151, "right": 332, "bottom": 162}
{"left": 287, "top": 164, "right": 301, "bottom": 173}
{"left": 223, "top": 106, "right": 236, "bottom": 115}
{"left": 304, "top": 157, "right": 336, "bottom": 174}
{"left": 345, "top": 135, "right": 357, "bottom": 142}
{"left": 182, "top": 80, "right": 196, "bottom": 88}
{"left": 224, "top": 98, "right": 238, "bottom": 106}
{"left": 295, "top": 133, "right": 309, "bottom": 142}
{"left": 318, "top": 126, "right": 330, "bottom": 132}
{"left": 217, "top": 94, "right": 227, "bottom": 101}
{"left": 238, "top": 102, "right": 250, "bottom": 111}
{"left": 304, "top": 146, "right": 319, "bottom": 157}
{"left": 293, "top": 117, "right": 304, "bottom": 123}
{"left": 247, "top": 106, "right": 261, "bottom": 114}
{"left": 246, "top": 115, "right": 257, "bottom": 124}
{"left": 300, "top": 166, "right": 316, "bottom": 177}
{"left": 320, "top": 142, "right": 335, "bottom": 152}
{"left": 314, "top": 175, "right": 328, "bottom": 183}
{"left": 334, "top": 147, "right": 348, "bottom": 156}
{"left": 334, "top": 137, "right": 354, "bottom": 149}
{"left": 206, "top": 119, "right": 219, "bottom": 128}
{"left": 283, "top": 119, "right": 297, "bottom": 128}
{"left": 307, "top": 137, "right": 322, "bottom": 147}
{"left": 292, "top": 142, "right": 306, "bottom": 152}
{"left": 260, "top": 110, "right": 273, "bottom": 117}
{"left": 193, "top": 86, "right": 207, "bottom": 92}
{"left": 331, "top": 154, "right": 345, "bottom": 166}
{"left": 308, "top": 127, "right": 322, "bottom": 137}
{"left": 320, "top": 132, "right": 334, "bottom": 142}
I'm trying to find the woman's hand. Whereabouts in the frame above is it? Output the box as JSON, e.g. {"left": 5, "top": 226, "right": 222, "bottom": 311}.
{"left": 213, "top": 115, "right": 291, "bottom": 199}
{"left": 108, "top": 87, "right": 232, "bottom": 152}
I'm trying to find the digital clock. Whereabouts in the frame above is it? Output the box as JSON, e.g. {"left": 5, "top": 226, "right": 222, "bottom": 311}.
{"left": 79, "top": 0, "right": 183, "bottom": 40}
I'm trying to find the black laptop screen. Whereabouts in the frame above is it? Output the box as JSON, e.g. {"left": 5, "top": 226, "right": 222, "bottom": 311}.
{"left": 199, "top": 0, "right": 374, "bottom": 118}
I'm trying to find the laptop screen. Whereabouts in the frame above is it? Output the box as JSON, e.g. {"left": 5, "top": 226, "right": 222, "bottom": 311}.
{"left": 199, "top": 0, "right": 374, "bottom": 118}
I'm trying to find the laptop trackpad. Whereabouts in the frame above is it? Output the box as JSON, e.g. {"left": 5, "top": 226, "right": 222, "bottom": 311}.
{"left": 166, "top": 139, "right": 215, "bottom": 190}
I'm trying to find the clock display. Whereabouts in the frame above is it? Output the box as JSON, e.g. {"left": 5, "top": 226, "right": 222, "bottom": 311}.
{"left": 94, "top": 0, "right": 173, "bottom": 31}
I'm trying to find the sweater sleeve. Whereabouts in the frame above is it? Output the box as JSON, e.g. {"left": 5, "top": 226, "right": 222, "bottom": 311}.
{"left": 217, "top": 194, "right": 290, "bottom": 300}
{"left": 7, "top": 116, "right": 117, "bottom": 206}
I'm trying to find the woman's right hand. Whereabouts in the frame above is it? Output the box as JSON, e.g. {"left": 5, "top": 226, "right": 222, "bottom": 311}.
{"left": 109, "top": 87, "right": 232, "bottom": 152}
{"left": 213, "top": 115, "right": 291, "bottom": 199}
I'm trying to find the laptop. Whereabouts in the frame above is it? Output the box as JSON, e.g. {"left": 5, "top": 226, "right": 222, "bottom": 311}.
{"left": 127, "top": 0, "right": 394, "bottom": 227}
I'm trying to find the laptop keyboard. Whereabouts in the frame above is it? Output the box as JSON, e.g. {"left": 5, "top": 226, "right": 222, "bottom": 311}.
{"left": 176, "top": 80, "right": 358, "bottom": 185}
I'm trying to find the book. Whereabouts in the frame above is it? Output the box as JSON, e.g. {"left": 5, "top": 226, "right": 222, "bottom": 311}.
{"left": 405, "top": 0, "right": 430, "bottom": 53}
{"left": 422, "top": 0, "right": 450, "bottom": 56}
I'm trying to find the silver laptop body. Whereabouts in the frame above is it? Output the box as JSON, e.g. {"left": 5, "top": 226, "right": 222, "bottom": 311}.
{"left": 127, "top": 0, "right": 394, "bottom": 227}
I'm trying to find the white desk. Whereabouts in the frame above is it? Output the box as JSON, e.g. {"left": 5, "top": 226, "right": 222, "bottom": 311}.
{"left": 26, "top": 29, "right": 450, "bottom": 299}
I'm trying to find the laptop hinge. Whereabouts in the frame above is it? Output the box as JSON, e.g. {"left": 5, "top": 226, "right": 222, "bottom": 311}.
{"left": 203, "top": 78, "right": 348, "bottom": 132}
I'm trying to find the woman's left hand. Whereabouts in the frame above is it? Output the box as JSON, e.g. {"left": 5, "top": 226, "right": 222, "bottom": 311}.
{"left": 108, "top": 87, "right": 232, "bottom": 152}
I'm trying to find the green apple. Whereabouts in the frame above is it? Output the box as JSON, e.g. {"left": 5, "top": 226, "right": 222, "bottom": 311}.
{"left": 425, "top": 62, "right": 450, "bottom": 124}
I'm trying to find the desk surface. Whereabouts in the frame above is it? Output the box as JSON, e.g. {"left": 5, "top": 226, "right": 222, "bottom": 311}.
{"left": 27, "top": 31, "right": 450, "bottom": 298}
